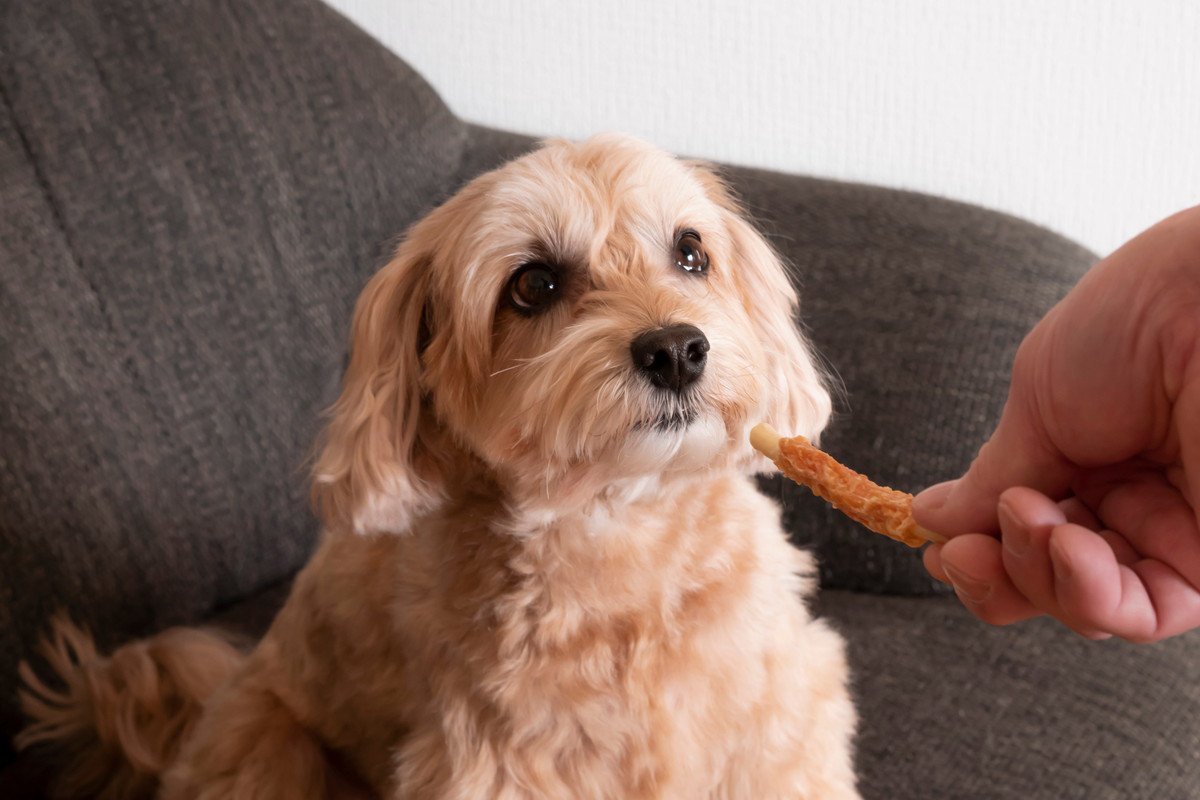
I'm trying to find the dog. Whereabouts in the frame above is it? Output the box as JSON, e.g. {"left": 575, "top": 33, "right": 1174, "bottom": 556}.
{"left": 17, "top": 134, "right": 858, "bottom": 799}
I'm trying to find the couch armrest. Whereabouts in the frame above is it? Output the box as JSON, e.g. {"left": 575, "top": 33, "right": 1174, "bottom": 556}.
{"left": 0, "top": 0, "right": 469, "bottom": 759}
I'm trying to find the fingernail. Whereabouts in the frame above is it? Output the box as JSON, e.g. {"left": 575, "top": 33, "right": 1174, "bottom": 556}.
{"left": 943, "top": 563, "right": 992, "bottom": 604}
{"left": 999, "top": 499, "right": 1030, "bottom": 557}
{"left": 913, "top": 480, "right": 956, "bottom": 516}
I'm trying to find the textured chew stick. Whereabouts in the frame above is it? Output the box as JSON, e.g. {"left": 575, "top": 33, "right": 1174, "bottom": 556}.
{"left": 750, "top": 423, "right": 945, "bottom": 547}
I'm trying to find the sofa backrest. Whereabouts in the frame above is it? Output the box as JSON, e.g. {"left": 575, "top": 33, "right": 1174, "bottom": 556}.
{"left": 0, "top": 0, "right": 465, "bottom": 749}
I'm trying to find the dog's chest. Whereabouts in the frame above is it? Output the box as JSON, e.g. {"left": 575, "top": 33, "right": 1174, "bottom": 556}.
{"left": 386, "top": 478, "right": 810, "bottom": 795}
{"left": 456, "top": 589, "right": 767, "bottom": 796}
{"left": 442, "top": 556, "right": 779, "bottom": 792}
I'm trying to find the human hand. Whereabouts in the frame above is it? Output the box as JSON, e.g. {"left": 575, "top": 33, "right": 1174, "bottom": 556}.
{"left": 913, "top": 206, "right": 1200, "bottom": 642}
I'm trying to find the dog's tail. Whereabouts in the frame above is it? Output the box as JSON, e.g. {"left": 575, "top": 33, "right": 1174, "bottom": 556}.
{"left": 15, "top": 616, "right": 244, "bottom": 800}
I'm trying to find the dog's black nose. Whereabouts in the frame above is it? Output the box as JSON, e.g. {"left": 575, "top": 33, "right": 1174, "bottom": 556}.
{"left": 630, "top": 324, "right": 710, "bottom": 393}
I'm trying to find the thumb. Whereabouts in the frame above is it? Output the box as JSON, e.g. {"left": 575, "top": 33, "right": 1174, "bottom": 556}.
{"left": 913, "top": 394, "right": 1075, "bottom": 536}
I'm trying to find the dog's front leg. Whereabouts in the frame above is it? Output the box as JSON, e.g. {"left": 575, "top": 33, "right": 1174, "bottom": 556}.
{"left": 388, "top": 721, "right": 511, "bottom": 800}
{"left": 715, "top": 618, "right": 861, "bottom": 800}
{"left": 390, "top": 720, "right": 562, "bottom": 800}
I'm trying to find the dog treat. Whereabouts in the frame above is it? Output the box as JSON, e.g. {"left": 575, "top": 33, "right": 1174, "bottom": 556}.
{"left": 750, "top": 423, "right": 945, "bottom": 547}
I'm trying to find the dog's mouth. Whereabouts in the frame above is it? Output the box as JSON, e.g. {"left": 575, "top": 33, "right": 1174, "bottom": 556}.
{"left": 633, "top": 408, "right": 699, "bottom": 432}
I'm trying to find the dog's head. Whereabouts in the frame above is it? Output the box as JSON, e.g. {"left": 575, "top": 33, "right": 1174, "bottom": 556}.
{"left": 314, "top": 135, "right": 830, "bottom": 533}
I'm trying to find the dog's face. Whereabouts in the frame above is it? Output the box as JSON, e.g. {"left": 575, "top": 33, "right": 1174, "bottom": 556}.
{"left": 315, "top": 135, "right": 830, "bottom": 533}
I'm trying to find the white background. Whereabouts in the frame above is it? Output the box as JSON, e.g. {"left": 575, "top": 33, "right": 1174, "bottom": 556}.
{"left": 326, "top": 0, "right": 1200, "bottom": 256}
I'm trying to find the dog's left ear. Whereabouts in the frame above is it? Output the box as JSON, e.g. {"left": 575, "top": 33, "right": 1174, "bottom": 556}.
{"left": 691, "top": 163, "right": 832, "bottom": 440}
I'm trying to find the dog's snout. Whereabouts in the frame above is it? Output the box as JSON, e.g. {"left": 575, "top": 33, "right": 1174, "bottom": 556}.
{"left": 630, "top": 324, "right": 709, "bottom": 393}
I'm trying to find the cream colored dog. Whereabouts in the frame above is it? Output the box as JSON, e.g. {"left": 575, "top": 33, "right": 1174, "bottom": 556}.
{"left": 18, "top": 134, "right": 859, "bottom": 799}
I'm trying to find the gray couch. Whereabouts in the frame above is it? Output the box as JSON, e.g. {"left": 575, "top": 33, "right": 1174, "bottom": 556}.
{"left": 2, "top": 0, "right": 1197, "bottom": 797}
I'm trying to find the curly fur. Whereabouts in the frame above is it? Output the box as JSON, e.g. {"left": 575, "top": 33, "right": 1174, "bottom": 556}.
{"left": 18, "top": 134, "right": 858, "bottom": 799}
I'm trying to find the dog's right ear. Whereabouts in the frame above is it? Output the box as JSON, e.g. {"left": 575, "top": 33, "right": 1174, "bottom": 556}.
{"left": 311, "top": 237, "right": 445, "bottom": 535}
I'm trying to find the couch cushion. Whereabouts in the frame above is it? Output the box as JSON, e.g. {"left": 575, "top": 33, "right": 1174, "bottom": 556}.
{"left": 816, "top": 591, "right": 1200, "bottom": 799}
{"left": 0, "top": 0, "right": 466, "bottom": 754}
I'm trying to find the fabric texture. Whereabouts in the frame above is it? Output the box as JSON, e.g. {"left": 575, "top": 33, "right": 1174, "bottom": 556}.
{"left": 818, "top": 591, "right": 1200, "bottom": 799}
{"left": 0, "top": 0, "right": 466, "bottom": 755}
{"left": 3, "top": 0, "right": 1190, "bottom": 796}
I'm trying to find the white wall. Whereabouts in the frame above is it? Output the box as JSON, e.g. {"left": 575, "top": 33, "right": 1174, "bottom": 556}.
{"left": 326, "top": 0, "right": 1200, "bottom": 256}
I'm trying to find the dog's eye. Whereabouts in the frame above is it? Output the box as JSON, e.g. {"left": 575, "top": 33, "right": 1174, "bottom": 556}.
{"left": 508, "top": 263, "right": 560, "bottom": 313}
{"left": 673, "top": 230, "right": 709, "bottom": 275}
